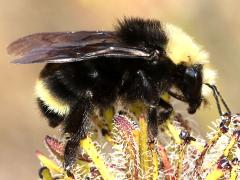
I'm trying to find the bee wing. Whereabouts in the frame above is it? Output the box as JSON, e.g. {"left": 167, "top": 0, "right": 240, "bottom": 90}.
{"left": 7, "top": 31, "right": 151, "bottom": 64}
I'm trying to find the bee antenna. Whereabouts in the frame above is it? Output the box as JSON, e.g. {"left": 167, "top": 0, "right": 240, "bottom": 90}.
{"left": 204, "top": 83, "right": 223, "bottom": 116}
{"left": 204, "top": 83, "right": 231, "bottom": 115}
{"left": 211, "top": 85, "right": 231, "bottom": 114}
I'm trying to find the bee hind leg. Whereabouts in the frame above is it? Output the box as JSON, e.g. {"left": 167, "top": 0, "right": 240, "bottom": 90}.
{"left": 62, "top": 97, "right": 93, "bottom": 174}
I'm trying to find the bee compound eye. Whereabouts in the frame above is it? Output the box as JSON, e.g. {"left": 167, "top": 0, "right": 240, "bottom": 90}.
{"left": 185, "top": 68, "right": 197, "bottom": 80}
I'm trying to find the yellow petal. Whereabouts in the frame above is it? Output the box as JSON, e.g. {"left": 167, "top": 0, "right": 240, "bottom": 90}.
{"left": 80, "top": 137, "right": 114, "bottom": 180}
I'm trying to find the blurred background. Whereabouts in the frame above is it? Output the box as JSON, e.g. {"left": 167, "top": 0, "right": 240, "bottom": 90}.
{"left": 0, "top": 0, "right": 240, "bottom": 179}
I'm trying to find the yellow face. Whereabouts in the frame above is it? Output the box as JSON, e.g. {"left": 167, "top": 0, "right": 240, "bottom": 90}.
{"left": 163, "top": 23, "right": 216, "bottom": 96}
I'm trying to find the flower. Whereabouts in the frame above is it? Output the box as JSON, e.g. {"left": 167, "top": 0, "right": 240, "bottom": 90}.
{"left": 37, "top": 112, "right": 240, "bottom": 179}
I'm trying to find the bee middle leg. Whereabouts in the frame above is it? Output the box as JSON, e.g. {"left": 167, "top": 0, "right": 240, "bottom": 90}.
{"left": 148, "top": 98, "right": 173, "bottom": 137}
{"left": 63, "top": 97, "right": 92, "bottom": 172}
{"left": 157, "top": 98, "right": 173, "bottom": 124}
{"left": 148, "top": 107, "right": 158, "bottom": 137}
{"left": 129, "top": 70, "right": 173, "bottom": 137}
{"left": 120, "top": 69, "right": 173, "bottom": 138}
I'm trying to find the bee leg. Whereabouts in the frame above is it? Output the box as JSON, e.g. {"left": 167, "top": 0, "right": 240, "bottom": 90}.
{"left": 157, "top": 98, "right": 173, "bottom": 124}
{"left": 63, "top": 97, "right": 92, "bottom": 173}
{"left": 125, "top": 69, "right": 169, "bottom": 138}
{"left": 148, "top": 107, "right": 158, "bottom": 137}
{"left": 147, "top": 99, "right": 173, "bottom": 138}
{"left": 132, "top": 70, "right": 160, "bottom": 137}
{"left": 135, "top": 70, "right": 155, "bottom": 101}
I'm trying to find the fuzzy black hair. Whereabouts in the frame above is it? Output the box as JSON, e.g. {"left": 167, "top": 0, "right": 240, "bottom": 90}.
{"left": 115, "top": 17, "right": 168, "bottom": 49}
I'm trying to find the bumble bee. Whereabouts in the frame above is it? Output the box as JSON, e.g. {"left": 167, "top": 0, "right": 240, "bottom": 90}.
{"left": 8, "top": 17, "right": 216, "bottom": 171}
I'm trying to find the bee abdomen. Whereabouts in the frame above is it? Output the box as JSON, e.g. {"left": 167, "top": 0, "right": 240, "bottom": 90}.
{"left": 35, "top": 79, "right": 71, "bottom": 117}
{"left": 37, "top": 98, "right": 65, "bottom": 127}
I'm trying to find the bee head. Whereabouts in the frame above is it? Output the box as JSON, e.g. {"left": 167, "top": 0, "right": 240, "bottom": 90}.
{"left": 175, "top": 63, "right": 203, "bottom": 114}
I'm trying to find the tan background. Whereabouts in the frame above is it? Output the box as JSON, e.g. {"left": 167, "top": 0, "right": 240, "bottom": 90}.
{"left": 0, "top": 0, "right": 239, "bottom": 179}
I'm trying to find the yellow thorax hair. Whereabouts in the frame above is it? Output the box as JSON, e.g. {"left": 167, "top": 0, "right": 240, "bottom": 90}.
{"left": 163, "top": 23, "right": 216, "bottom": 96}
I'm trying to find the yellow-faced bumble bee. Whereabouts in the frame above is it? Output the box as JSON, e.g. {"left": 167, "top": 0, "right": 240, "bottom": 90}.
{"left": 8, "top": 17, "right": 217, "bottom": 171}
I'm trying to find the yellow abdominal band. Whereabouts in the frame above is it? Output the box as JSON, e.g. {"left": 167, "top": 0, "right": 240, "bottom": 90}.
{"left": 35, "top": 79, "right": 70, "bottom": 116}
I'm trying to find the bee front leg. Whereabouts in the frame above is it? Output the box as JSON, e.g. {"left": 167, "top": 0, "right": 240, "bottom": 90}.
{"left": 63, "top": 96, "right": 93, "bottom": 174}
